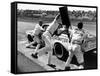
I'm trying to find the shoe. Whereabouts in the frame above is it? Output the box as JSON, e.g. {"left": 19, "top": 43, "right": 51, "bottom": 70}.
{"left": 26, "top": 46, "right": 30, "bottom": 48}
{"left": 78, "top": 65, "right": 84, "bottom": 69}
{"left": 26, "top": 44, "right": 30, "bottom": 48}
{"left": 31, "top": 53, "right": 38, "bottom": 59}
{"left": 47, "top": 64, "right": 56, "bottom": 68}
{"left": 65, "top": 66, "right": 70, "bottom": 70}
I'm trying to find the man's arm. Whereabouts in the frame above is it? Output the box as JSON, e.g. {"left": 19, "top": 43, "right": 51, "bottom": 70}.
{"left": 49, "top": 13, "right": 60, "bottom": 26}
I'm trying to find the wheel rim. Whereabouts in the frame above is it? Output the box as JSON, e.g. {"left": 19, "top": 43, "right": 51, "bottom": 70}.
{"left": 54, "top": 43, "right": 64, "bottom": 58}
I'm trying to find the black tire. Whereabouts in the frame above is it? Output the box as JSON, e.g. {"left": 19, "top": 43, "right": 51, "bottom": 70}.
{"left": 27, "top": 34, "right": 34, "bottom": 42}
{"left": 27, "top": 34, "right": 38, "bottom": 46}
{"left": 53, "top": 42, "right": 69, "bottom": 61}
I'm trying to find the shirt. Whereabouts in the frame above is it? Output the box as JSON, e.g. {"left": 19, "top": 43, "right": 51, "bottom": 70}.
{"left": 32, "top": 24, "right": 44, "bottom": 36}
{"left": 70, "top": 27, "right": 86, "bottom": 43}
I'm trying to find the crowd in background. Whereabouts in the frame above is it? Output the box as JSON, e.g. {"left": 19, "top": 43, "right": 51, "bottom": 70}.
{"left": 17, "top": 9, "right": 96, "bottom": 21}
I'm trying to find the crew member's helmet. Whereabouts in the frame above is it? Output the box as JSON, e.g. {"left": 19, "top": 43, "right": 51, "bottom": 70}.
{"left": 39, "top": 20, "right": 43, "bottom": 26}
{"left": 77, "top": 22, "right": 83, "bottom": 29}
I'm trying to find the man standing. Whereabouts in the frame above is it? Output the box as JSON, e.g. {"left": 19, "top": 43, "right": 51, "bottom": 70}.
{"left": 65, "top": 22, "right": 87, "bottom": 70}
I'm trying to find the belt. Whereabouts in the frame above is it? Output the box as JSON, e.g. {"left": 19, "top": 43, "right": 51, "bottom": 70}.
{"left": 47, "top": 30, "right": 53, "bottom": 36}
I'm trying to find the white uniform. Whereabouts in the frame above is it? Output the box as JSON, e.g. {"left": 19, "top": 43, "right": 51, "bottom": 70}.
{"left": 65, "top": 27, "right": 86, "bottom": 68}
{"left": 33, "top": 24, "right": 44, "bottom": 36}
{"left": 33, "top": 24, "right": 44, "bottom": 44}
{"left": 42, "top": 18, "right": 59, "bottom": 47}
{"left": 71, "top": 28, "right": 85, "bottom": 44}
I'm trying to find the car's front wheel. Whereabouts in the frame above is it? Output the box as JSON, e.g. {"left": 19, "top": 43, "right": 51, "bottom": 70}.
{"left": 53, "top": 42, "right": 69, "bottom": 61}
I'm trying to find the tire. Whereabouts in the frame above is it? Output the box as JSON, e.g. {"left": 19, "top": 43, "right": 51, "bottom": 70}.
{"left": 27, "top": 34, "right": 34, "bottom": 42}
{"left": 53, "top": 42, "right": 69, "bottom": 61}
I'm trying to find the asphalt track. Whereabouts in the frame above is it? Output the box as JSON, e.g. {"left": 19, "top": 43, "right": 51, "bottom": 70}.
{"left": 17, "top": 40, "right": 97, "bottom": 73}
{"left": 17, "top": 52, "right": 46, "bottom": 73}
{"left": 18, "top": 41, "right": 66, "bottom": 71}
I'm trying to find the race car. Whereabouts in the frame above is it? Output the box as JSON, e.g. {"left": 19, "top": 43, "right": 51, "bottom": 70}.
{"left": 26, "top": 24, "right": 96, "bottom": 62}
{"left": 51, "top": 28, "right": 96, "bottom": 61}
{"left": 25, "top": 6, "right": 96, "bottom": 63}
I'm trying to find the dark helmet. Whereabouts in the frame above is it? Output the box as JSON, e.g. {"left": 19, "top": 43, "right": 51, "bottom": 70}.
{"left": 77, "top": 22, "right": 83, "bottom": 29}
{"left": 39, "top": 20, "right": 43, "bottom": 26}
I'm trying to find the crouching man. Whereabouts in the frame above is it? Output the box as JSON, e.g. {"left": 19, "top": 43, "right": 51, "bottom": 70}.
{"left": 26, "top": 20, "right": 45, "bottom": 53}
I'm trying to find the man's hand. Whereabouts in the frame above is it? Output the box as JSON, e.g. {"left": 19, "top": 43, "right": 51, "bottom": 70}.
{"left": 55, "top": 13, "right": 60, "bottom": 20}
